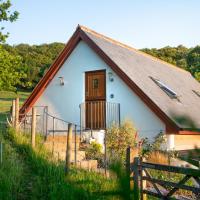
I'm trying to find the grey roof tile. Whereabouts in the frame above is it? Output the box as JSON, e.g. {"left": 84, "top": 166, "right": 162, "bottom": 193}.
{"left": 82, "top": 27, "right": 200, "bottom": 129}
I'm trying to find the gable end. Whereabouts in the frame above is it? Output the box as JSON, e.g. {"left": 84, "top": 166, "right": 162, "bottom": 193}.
{"left": 20, "top": 26, "right": 180, "bottom": 133}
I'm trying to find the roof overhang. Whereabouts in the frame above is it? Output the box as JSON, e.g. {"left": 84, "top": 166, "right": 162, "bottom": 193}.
{"left": 178, "top": 130, "right": 200, "bottom": 135}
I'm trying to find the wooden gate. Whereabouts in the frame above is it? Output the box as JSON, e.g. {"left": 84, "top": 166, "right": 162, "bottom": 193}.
{"left": 127, "top": 148, "right": 200, "bottom": 199}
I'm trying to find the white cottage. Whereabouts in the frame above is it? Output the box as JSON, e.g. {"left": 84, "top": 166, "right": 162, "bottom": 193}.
{"left": 20, "top": 25, "right": 200, "bottom": 150}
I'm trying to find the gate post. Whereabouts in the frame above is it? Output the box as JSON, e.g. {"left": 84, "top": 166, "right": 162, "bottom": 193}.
{"left": 141, "top": 157, "right": 147, "bottom": 200}
{"left": 133, "top": 157, "right": 139, "bottom": 200}
{"left": 126, "top": 146, "right": 131, "bottom": 199}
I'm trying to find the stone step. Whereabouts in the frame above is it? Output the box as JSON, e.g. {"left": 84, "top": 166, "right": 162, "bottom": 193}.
{"left": 44, "top": 141, "right": 80, "bottom": 151}
{"left": 54, "top": 150, "right": 86, "bottom": 161}
{"left": 75, "top": 160, "right": 98, "bottom": 171}
{"left": 46, "top": 135, "right": 80, "bottom": 143}
{"left": 43, "top": 138, "right": 97, "bottom": 170}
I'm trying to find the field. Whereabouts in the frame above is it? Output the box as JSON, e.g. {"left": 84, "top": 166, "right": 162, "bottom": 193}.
{"left": 0, "top": 91, "right": 30, "bottom": 121}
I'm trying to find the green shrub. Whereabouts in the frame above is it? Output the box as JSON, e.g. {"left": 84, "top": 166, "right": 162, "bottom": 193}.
{"left": 106, "top": 120, "right": 136, "bottom": 163}
{"left": 85, "top": 141, "right": 104, "bottom": 167}
{"left": 141, "top": 132, "right": 166, "bottom": 157}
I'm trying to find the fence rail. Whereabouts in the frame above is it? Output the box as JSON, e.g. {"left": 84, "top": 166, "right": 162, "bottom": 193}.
{"left": 128, "top": 148, "right": 200, "bottom": 200}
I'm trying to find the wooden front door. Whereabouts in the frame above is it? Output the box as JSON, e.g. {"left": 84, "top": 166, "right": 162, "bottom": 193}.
{"left": 85, "top": 70, "right": 106, "bottom": 129}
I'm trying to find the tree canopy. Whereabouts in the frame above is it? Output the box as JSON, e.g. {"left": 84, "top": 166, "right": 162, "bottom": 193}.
{"left": 0, "top": 0, "right": 21, "bottom": 92}
{"left": 0, "top": 0, "right": 19, "bottom": 43}
{"left": 0, "top": 43, "right": 65, "bottom": 91}
{"left": 141, "top": 45, "right": 200, "bottom": 82}
{"left": 0, "top": 46, "right": 25, "bottom": 90}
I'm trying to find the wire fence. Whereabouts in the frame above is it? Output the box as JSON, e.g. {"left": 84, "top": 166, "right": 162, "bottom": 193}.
{"left": 0, "top": 108, "right": 10, "bottom": 167}
{"left": 19, "top": 106, "right": 115, "bottom": 174}
{"left": 0, "top": 104, "right": 128, "bottom": 175}
{"left": 43, "top": 109, "right": 108, "bottom": 173}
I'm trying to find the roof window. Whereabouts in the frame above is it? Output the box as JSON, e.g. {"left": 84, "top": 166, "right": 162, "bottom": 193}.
{"left": 192, "top": 90, "right": 200, "bottom": 98}
{"left": 150, "top": 76, "right": 178, "bottom": 99}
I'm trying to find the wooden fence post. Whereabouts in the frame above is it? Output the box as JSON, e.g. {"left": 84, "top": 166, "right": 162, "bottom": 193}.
{"left": 31, "top": 107, "right": 36, "bottom": 148}
{"left": 133, "top": 157, "right": 139, "bottom": 200}
{"left": 12, "top": 100, "right": 15, "bottom": 127}
{"left": 15, "top": 97, "right": 19, "bottom": 131}
{"left": 141, "top": 157, "right": 147, "bottom": 200}
{"left": 65, "top": 123, "right": 73, "bottom": 174}
{"left": 126, "top": 146, "right": 131, "bottom": 194}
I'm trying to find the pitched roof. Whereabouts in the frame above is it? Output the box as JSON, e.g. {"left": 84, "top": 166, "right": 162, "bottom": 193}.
{"left": 20, "top": 25, "right": 200, "bottom": 132}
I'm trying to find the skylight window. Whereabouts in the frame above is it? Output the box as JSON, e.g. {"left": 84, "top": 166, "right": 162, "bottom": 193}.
{"left": 192, "top": 90, "right": 200, "bottom": 98}
{"left": 150, "top": 76, "right": 178, "bottom": 99}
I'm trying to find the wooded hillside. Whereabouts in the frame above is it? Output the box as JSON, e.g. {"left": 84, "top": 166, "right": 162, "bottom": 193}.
{"left": 0, "top": 43, "right": 199, "bottom": 91}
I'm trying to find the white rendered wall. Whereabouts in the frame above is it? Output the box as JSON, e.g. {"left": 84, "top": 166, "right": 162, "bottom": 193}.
{"left": 174, "top": 135, "right": 200, "bottom": 150}
{"left": 166, "top": 134, "right": 175, "bottom": 150}
{"left": 34, "top": 41, "right": 165, "bottom": 139}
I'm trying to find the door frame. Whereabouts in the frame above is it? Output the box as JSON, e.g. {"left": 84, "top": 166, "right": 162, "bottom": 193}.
{"left": 84, "top": 69, "right": 106, "bottom": 129}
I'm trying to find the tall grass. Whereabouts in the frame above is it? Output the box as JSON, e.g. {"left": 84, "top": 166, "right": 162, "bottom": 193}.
{"left": 3, "top": 128, "right": 119, "bottom": 200}
{"left": 0, "top": 130, "right": 25, "bottom": 200}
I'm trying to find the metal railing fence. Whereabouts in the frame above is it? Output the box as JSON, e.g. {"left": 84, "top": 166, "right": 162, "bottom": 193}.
{"left": 80, "top": 101, "right": 120, "bottom": 130}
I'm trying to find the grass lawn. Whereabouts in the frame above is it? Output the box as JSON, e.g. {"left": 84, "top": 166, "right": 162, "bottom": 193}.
{"left": 0, "top": 90, "right": 30, "bottom": 122}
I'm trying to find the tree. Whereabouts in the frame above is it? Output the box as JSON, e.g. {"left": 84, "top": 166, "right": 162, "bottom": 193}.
{"left": 0, "top": 43, "right": 65, "bottom": 90}
{"left": 0, "top": 46, "right": 25, "bottom": 91}
{"left": 0, "top": 0, "right": 19, "bottom": 43}
{"left": 187, "top": 46, "right": 200, "bottom": 81}
{"left": 142, "top": 45, "right": 189, "bottom": 70}
{"left": 142, "top": 45, "right": 200, "bottom": 82}
{"left": 194, "top": 72, "right": 200, "bottom": 82}
{"left": 13, "top": 42, "right": 65, "bottom": 88}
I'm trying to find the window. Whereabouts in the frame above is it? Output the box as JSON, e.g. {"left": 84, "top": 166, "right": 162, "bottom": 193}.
{"left": 93, "top": 78, "right": 99, "bottom": 89}
{"left": 192, "top": 90, "right": 200, "bottom": 98}
{"left": 150, "top": 76, "right": 178, "bottom": 99}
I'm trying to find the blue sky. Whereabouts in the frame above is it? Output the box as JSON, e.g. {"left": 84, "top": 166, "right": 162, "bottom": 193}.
{"left": 3, "top": 0, "right": 200, "bottom": 48}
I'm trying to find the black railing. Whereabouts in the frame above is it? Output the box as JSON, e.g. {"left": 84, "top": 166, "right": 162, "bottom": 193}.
{"left": 79, "top": 101, "right": 120, "bottom": 130}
